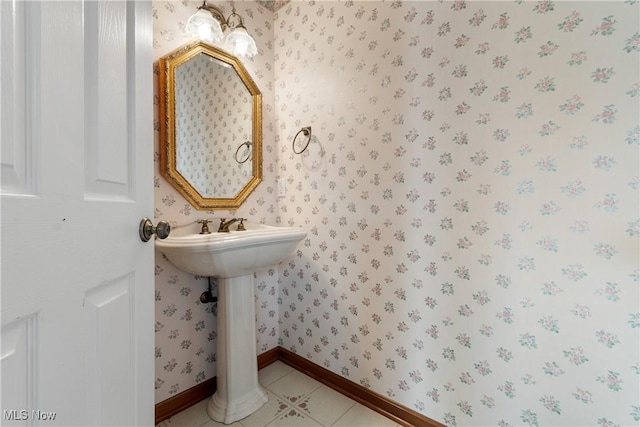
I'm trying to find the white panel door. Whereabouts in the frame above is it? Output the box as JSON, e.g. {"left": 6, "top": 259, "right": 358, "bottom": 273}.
{"left": 1, "top": 1, "right": 153, "bottom": 426}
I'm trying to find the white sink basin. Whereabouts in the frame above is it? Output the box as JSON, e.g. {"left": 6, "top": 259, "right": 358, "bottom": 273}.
{"left": 155, "top": 220, "right": 307, "bottom": 424}
{"left": 155, "top": 221, "right": 307, "bottom": 278}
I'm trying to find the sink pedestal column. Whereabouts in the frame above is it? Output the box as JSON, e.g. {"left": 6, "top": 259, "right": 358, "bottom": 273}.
{"left": 207, "top": 275, "right": 268, "bottom": 424}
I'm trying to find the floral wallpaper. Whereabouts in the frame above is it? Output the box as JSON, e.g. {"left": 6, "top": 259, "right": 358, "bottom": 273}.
{"left": 152, "top": 0, "right": 279, "bottom": 403}
{"left": 153, "top": 1, "right": 639, "bottom": 426}
{"left": 274, "top": 1, "right": 639, "bottom": 427}
{"left": 175, "top": 52, "right": 253, "bottom": 198}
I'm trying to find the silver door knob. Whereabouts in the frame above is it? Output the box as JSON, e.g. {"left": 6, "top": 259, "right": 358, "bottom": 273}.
{"left": 139, "top": 217, "right": 171, "bottom": 242}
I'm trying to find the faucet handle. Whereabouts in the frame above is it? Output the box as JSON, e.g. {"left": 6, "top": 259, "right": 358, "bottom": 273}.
{"left": 237, "top": 218, "right": 246, "bottom": 231}
{"left": 196, "top": 219, "right": 212, "bottom": 234}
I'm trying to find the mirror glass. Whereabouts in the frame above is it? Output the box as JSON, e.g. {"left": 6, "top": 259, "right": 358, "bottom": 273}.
{"left": 159, "top": 41, "right": 262, "bottom": 210}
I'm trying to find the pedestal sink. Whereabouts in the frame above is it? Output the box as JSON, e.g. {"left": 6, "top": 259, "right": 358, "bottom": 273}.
{"left": 155, "top": 221, "right": 307, "bottom": 424}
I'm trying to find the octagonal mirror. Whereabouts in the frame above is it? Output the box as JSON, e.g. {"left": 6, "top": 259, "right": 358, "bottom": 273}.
{"left": 158, "top": 41, "right": 262, "bottom": 210}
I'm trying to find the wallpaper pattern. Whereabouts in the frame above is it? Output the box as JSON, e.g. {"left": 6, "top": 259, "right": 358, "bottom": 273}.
{"left": 152, "top": 0, "right": 279, "bottom": 403}
{"left": 273, "top": 1, "right": 638, "bottom": 426}
{"left": 175, "top": 53, "right": 253, "bottom": 198}
{"left": 153, "top": 1, "right": 639, "bottom": 426}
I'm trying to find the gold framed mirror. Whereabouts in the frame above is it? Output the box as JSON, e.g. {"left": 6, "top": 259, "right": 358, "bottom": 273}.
{"left": 158, "top": 41, "right": 262, "bottom": 210}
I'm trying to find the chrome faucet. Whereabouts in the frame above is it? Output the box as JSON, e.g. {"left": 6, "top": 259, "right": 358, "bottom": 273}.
{"left": 217, "top": 218, "right": 239, "bottom": 232}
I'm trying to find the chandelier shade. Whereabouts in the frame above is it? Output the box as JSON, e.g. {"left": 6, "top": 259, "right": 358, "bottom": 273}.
{"left": 185, "top": 9, "right": 223, "bottom": 44}
{"left": 225, "top": 27, "right": 258, "bottom": 58}
{"left": 185, "top": 2, "right": 258, "bottom": 58}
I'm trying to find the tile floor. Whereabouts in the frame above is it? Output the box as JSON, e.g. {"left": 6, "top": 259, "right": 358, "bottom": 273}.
{"left": 157, "top": 361, "right": 403, "bottom": 427}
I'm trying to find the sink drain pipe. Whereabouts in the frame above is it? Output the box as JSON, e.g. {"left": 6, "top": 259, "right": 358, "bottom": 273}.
{"left": 200, "top": 277, "right": 218, "bottom": 304}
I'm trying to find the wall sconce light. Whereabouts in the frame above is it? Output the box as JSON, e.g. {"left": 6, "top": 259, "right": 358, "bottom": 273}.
{"left": 186, "top": 1, "right": 258, "bottom": 58}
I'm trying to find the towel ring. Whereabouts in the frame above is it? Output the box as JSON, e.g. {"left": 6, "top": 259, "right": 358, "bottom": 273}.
{"left": 234, "top": 141, "right": 252, "bottom": 164}
{"left": 292, "top": 126, "right": 312, "bottom": 155}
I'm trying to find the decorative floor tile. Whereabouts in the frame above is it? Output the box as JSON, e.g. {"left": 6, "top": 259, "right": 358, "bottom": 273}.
{"left": 267, "top": 370, "right": 323, "bottom": 405}
{"left": 258, "top": 361, "right": 295, "bottom": 387}
{"left": 240, "top": 390, "right": 292, "bottom": 427}
{"left": 166, "top": 399, "right": 213, "bottom": 427}
{"left": 200, "top": 419, "right": 244, "bottom": 427}
{"left": 294, "top": 386, "right": 356, "bottom": 426}
{"left": 161, "top": 365, "right": 399, "bottom": 427}
{"left": 266, "top": 407, "right": 322, "bottom": 427}
{"left": 332, "top": 403, "right": 398, "bottom": 427}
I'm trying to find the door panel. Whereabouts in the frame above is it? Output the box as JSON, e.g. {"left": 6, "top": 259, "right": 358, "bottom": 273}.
{"left": 84, "top": 276, "right": 134, "bottom": 425}
{"left": 1, "top": 1, "right": 153, "bottom": 426}
{"left": 0, "top": 316, "right": 37, "bottom": 421}
{"left": 84, "top": 0, "right": 132, "bottom": 199}
{"left": 0, "top": 0, "right": 36, "bottom": 196}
